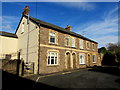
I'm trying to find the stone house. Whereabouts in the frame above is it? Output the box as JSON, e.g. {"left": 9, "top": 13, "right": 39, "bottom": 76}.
{"left": 1, "top": 15, "right": 100, "bottom": 74}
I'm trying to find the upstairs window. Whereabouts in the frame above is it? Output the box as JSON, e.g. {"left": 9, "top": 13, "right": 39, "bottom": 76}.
{"left": 71, "top": 37, "right": 75, "bottom": 47}
{"left": 87, "top": 42, "right": 90, "bottom": 49}
{"left": 48, "top": 52, "right": 58, "bottom": 65}
{"left": 21, "top": 22, "right": 24, "bottom": 34}
{"left": 92, "top": 44, "right": 94, "bottom": 49}
{"left": 79, "top": 54, "right": 85, "bottom": 64}
{"left": 66, "top": 36, "right": 70, "bottom": 46}
{"left": 50, "top": 32, "right": 56, "bottom": 44}
{"left": 80, "top": 40, "right": 84, "bottom": 49}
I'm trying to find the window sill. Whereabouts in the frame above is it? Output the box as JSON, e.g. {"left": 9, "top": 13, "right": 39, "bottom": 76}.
{"left": 49, "top": 43, "right": 58, "bottom": 45}
{"left": 47, "top": 64, "right": 59, "bottom": 67}
{"left": 79, "top": 63, "right": 86, "bottom": 65}
{"left": 80, "top": 48, "right": 84, "bottom": 50}
{"left": 92, "top": 62, "right": 96, "bottom": 63}
{"left": 71, "top": 46, "right": 76, "bottom": 49}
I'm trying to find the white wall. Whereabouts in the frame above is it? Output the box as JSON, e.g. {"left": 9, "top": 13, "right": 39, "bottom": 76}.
{"left": 16, "top": 17, "right": 39, "bottom": 74}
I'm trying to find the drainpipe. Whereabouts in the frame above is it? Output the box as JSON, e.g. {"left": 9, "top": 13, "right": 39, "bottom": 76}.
{"left": 38, "top": 24, "right": 41, "bottom": 74}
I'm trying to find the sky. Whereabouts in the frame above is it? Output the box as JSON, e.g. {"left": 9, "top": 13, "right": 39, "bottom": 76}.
{"left": 1, "top": 2, "right": 119, "bottom": 48}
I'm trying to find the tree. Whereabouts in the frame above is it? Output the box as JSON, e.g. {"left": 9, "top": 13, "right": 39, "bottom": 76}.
{"left": 98, "top": 47, "right": 107, "bottom": 54}
{"left": 107, "top": 43, "right": 120, "bottom": 64}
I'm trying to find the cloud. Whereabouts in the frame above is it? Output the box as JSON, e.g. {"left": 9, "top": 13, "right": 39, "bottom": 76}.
{"left": 2, "top": 16, "right": 19, "bottom": 24}
{"left": 1, "top": 16, "right": 20, "bottom": 32}
{"left": 95, "top": 36, "right": 118, "bottom": 47}
{"left": 55, "top": 2, "right": 96, "bottom": 11}
{"left": 2, "top": 25, "right": 12, "bottom": 31}
{"left": 75, "top": 6, "right": 118, "bottom": 47}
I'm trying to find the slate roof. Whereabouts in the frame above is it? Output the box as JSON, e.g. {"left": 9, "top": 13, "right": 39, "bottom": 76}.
{"left": 16, "top": 15, "right": 98, "bottom": 44}
{"left": 0, "top": 31, "right": 18, "bottom": 38}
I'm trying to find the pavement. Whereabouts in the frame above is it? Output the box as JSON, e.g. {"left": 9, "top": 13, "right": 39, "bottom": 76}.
{"left": 2, "top": 67, "right": 120, "bottom": 89}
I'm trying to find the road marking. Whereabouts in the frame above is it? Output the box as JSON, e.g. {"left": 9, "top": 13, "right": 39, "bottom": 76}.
{"left": 32, "top": 77, "right": 40, "bottom": 89}
{"left": 62, "top": 72, "right": 71, "bottom": 75}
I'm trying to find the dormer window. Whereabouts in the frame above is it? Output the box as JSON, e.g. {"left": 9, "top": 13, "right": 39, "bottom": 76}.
{"left": 21, "top": 22, "right": 24, "bottom": 34}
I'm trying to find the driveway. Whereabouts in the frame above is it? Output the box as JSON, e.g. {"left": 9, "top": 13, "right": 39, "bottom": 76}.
{"left": 32, "top": 67, "right": 120, "bottom": 89}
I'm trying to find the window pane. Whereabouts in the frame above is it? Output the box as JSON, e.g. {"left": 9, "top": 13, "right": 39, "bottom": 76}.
{"left": 55, "top": 57, "right": 57, "bottom": 64}
{"left": 48, "top": 56, "right": 50, "bottom": 64}
{"left": 92, "top": 55, "right": 96, "bottom": 62}
{"left": 87, "top": 42, "right": 89, "bottom": 48}
{"left": 51, "top": 58, "right": 54, "bottom": 64}
{"left": 50, "top": 37, "right": 55, "bottom": 43}
{"left": 50, "top": 32, "right": 56, "bottom": 43}
{"left": 50, "top": 52, "right": 54, "bottom": 56}
{"left": 92, "top": 44, "right": 94, "bottom": 49}
{"left": 80, "top": 54, "right": 85, "bottom": 64}
{"left": 66, "top": 36, "right": 69, "bottom": 46}
{"left": 80, "top": 40, "right": 83, "bottom": 49}
{"left": 72, "top": 38, "right": 75, "bottom": 47}
{"left": 48, "top": 52, "right": 58, "bottom": 65}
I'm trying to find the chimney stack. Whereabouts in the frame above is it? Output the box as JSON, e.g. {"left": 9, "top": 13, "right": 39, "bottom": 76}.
{"left": 22, "top": 6, "right": 30, "bottom": 16}
{"left": 65, "top": 25, "right": 72, "bottom": 31}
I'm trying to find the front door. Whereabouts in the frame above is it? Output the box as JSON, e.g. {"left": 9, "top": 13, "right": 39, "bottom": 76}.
{"left": 66, "top": 52, "right": 71, "bottom": 69}
{"left": 88, "top": 54, "right": 91, "bottom": 67}
{"left": 72, "top": 53, "right": 76, "bottom": 68}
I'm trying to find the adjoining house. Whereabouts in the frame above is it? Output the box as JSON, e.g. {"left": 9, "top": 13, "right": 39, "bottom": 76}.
{"left": 0, "top": 31, "right": 18, "bottom": 59}
{"left": 1, "top": 14, "right": 101, "bottom": 74}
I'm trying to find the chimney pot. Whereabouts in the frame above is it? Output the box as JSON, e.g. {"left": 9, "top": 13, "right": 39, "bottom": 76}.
{"left": 65, "top": 25, "right": 72, "bottom": 31}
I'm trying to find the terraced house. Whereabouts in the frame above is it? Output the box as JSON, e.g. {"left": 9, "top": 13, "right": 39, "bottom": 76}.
{"left": 1, "top": 14, "right": 100, "bottom": 74}
{"left": 14, "top": 14, "right": 100, "bottom": 74}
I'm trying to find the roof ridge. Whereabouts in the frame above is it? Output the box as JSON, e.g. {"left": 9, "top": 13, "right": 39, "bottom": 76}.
{"left": 22, "top": 15, "right": 98, "bottom": 44}
{"left": 0, "top": 31, "right": 18, "bottom": 38}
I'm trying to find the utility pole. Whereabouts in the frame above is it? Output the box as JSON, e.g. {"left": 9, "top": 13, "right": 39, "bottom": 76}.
{"left": 22, "top": 6, "right": 30, "bottom": 64}
{"left": 26, "top": 14, "right": 30, "bottom": 64}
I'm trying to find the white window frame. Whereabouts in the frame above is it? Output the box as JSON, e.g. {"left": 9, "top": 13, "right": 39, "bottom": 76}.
{"left": 92, "top": 55, "right": 96, "bottom": 63}
{"left": 80, "top": 39, "right": 84, "bottom": 49}
{"left": 71, "top": 37, "right": 75, "bottom": 47}
{"left": 65, "top": 36, "right": 70, "bottom": 46}
{"left": 86, "top": 41, "right": 90, "bottom": 49}
{"left": 21, "top": 22, "right": 24, "bottom": 34}
{"left": 49, "top": 32, "right": 56, "bottom": 44}
{"left": 79, "top": 54, "right": 85, "bottom": 64}
{"left": 48, "top": 52, "right": 58, "bottom": 65}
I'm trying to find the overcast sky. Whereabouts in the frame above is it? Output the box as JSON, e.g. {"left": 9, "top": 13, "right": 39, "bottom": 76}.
{"left": 1, "top": 2, "right": 119, "bottom": 48}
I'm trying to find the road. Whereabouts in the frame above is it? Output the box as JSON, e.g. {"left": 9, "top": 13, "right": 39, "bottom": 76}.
{"left": 2, "top": 67, "right": 120, "bottom": 89}
{"left": 33, "top": 67, "right": 120, "bottom": 89}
